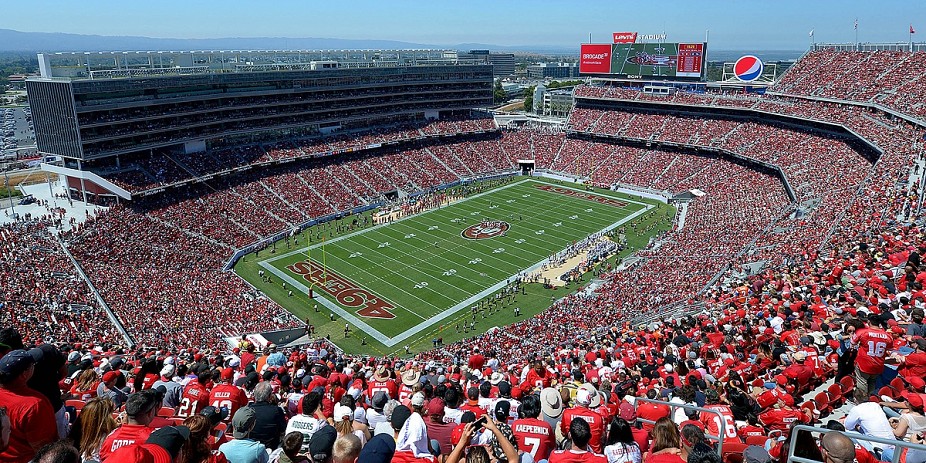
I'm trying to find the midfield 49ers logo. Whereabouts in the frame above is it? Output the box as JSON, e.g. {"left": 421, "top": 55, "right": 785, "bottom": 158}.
{"left": 462, "top": 221, "right": 510, "bottom": 240}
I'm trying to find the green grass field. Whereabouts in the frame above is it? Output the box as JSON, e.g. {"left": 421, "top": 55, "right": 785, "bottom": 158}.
{"left": 234, "top": 177, "right": 675, "bottom": 356}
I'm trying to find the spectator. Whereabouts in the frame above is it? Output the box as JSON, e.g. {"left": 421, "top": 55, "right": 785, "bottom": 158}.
{"left": 96, "top": 371, "right": 128, "bottom": 410}
{"left": 843, "top": 401, "right": 895, "bottom": 460}
{"left": 308, "top": 426, "right": 337, "bottom": 463}
{"left": 685, "top": 443, "right": 720, "bottom": 463}
{"left": 819, "top": 431, "right": 858, "bottom": 463}
{"left": 26, "top": 344, "right": 68, "bottom": 439}
{"left": 679, "top": 425, "right": 704, "bottom": 462}
{"left": 99, "top": 388, "right": 161, "bottom": 461}
{"left": 549, "top": 417, "right": 606, "bottom": 463}
{"left": 147, "top": 426, "right": 192, "bottom": 463}
{"left": 849, "top": 317, "right": 891, "bottom": 403}
{"left": 271, "top": 432, "right": 309, "bottom": 463}
{"left": 245, "top": 382, "right": 286, "bottom": 451}
{"left": 423, "top": 398, "right": 455, "bottom": 456}
{"left": 333, "top": 403, "right": 368, "bottom": 447}
{"left": 486, "top": 402, "right": 519, "bottom": 463}
{"left": 284, "top": 391, "right": 327, "bottom": 454}
{"left": 178, "top": 414, "right": 222, "bottom": 463}
{"left": 644, "top": 417, "right": 684, "bottom": 463}
{"left": 561, "top": 387, "right": 606, "bottom": 453}
{"left": 32, "top": 440, "right": 80, "bottom": 463}
{"left": 357, "top": 433, "right": 395, "bottom": 463}
{"left": 0, "top": 349, "right": 59, "bottom": 462}
{"left": 366, "top": 391, "right": 389, "bottom": 431}
{"left": 603, "top": 418, "right": 642, "bottom": 463}
{"left": 512, "top": 393, "right": 555, "bottom": 461}
{"left": 331, "top": 434, "right": 361, "bottom": 463}
{"left": 67, "top": 397, "right": 117, "bottom": 462}
{"left": 219, "top": 407, "right": 268, "bottom": 463}
{"left": 153, "top": 364, "right": 183, "bottom": 409}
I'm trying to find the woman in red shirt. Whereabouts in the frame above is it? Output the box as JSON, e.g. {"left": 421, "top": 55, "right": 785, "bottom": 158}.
{"left": 69, "top": 369, "right": 99, "bottom": 400}
{"left": 643, "top": 418, "right": 684, "bottom": 463}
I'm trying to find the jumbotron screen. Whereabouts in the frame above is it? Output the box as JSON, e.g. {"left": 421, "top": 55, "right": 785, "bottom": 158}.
{"left": 580, "top": 42, "right": 706, "bottom": 80}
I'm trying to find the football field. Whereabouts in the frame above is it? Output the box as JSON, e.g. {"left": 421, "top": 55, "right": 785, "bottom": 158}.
{"left": 245, "top": 178, "right": 658, "bottom": 350}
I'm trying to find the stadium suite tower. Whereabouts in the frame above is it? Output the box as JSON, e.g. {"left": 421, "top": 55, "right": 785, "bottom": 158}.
{"left": 25, "top": 50, "right": 493, "bottom": 201}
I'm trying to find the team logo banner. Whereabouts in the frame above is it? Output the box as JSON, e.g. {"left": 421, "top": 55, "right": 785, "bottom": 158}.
{"left": 287, "top": 259, "right": 396, "bottom": 319}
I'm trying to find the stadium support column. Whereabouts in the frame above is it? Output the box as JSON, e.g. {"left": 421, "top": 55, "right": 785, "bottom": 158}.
{"left": 77, "top": 159, "right": 88, "bottom": 204}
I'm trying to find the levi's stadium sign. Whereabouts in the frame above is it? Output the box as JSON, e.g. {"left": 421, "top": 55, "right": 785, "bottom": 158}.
{"left": 613, "top": 32, "right": 638, "bottom": 43}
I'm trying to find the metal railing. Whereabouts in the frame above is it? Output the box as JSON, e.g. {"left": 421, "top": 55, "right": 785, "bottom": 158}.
{"left": 788, "top": 424, "right": 926, "bottom": 463}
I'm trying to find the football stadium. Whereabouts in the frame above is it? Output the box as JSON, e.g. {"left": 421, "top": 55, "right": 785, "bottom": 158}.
{"left": 2, "top": 9, "right": 926, "bottom": 463}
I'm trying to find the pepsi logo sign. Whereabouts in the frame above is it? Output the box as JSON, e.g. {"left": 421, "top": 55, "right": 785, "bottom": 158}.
{"left": 733, "top": 55, "right": 763, "bottom": 82}
{"left": 462, "top": 221, "right": 510, "bottom": 240}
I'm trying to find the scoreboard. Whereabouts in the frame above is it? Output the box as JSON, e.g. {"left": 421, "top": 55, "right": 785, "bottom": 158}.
{"left": 580, "top": 42, "right": 707, "bottom": 80}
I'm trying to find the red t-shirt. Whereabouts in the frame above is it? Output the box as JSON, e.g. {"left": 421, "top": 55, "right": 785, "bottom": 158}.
{"left": 521, "top": 369, "right": 553, "bottom": 393}
{"left": 758, "top": 408, "right": 809, "bottom": 433}
{"left": 99, "top": 424, "right": 156, "bottom": 461}
{"left": 460, "top": 402, "right": 486, "bottom": 419}
{"left": 700, "top": 405, "right": 738, "bottom": 441}
{"left": 549, "top": 449, "right": 608, "bottom": 463}
{"left": 901, "top": 352, "right": 926, "bottom": 378}
{"left": 367, "top": 379, "right": 398, "bottom": 400}
{"left": 392, "top": 450, "right": 439, "bottom": 463}
{"left": 177, "top": 380, "right": 210, "bottom": 418}
{"left": 636, "top": 402, "right": 671, "bottom": 433}
{"left": 852, "top": 328, "right": 891, "bottom": 375}
{"left": 644, "top": 453, "right": 686, "bottom": 463}
{"left": 209, "top": 383, "right": 248, "bottom": 420}
{"left": 561, "top": 408, "right": 605, "bottom": 453}
{"left": 513, "top": 417, "right": 556, "bottom": 461}
{"left": 0, "top": 384, "right": 58, "bottom": 462}
{"left": 738, "top": 425, "right": 765, "bottom": 440}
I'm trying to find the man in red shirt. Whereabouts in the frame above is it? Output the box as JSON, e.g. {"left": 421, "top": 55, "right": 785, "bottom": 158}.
{"left": 560, "top": 387, "right": 605, "bottom": 453}
{"left": 894, "top": 338, "right": 926, "bottom": 379}
{"left": 520, "top": 359, "right": 553, "bottom": 394}
{"left": 0, "top": 349, "right": 58, "bottom": 462}
{"left": 367, "top": 366, "right": 398, "bottom": 400}
{"left": 100, "top": 388, "right": 161, "bottom": 460}
{"left": 849, "top": 318, "right": 891, "bottom": 403}
{"left": 758, "top": 397, "right": 809, "bottom": 433}
{"left": 636, "top": 389, "right": 671, "bottom": 434}
{"left": 512, "top": 394, "right": 555, "bottom": 461}
{"left": 209, "top": 368, "right": 247, "bottom": 421}
{"left": 549, "top": 418, "right": 607, "bottom": 463}
{"left": 177, "top": 371, "right": 211, "bottom": 418}
{"left": 700, "top": 389, "right": 739, "bottom": 442}
{"left": 782, "top": 352, "right": 814, "bottom": 391}
{"left": 459, "top": 387, "right": 486, "bottom": 419}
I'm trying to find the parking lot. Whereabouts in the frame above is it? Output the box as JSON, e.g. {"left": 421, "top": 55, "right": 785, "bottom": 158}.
{"left": 1, "top": 106, "right": 36, "bottom": 159}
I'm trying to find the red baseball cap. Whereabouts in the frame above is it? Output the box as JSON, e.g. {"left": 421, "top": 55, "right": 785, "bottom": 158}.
{"left": 426, "top": 398, "right": 446, "bottom": 417}
{"left": 221, "top": 368, "right": 234, "bottom": 381}
{"left": 904, "top": 392, "right": 924, "bottom": 410}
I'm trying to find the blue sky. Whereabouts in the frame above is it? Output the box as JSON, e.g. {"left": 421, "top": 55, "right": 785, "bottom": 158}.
{"left": 2, "top": 0, "right": 923, "bottom": 50}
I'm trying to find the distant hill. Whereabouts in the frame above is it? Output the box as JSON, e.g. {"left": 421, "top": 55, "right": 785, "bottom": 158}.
{"left": 0, "top": 29, "right": 803, "bottom": 61}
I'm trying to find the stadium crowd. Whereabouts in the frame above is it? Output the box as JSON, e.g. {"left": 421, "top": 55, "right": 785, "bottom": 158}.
{"left": 2, "top": 48, "right": 926, "bottom": 463}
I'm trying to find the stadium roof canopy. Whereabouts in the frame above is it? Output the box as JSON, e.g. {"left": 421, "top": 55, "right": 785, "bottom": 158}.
{"left": 36, "top": 49, "right": 482, "bottom": 79}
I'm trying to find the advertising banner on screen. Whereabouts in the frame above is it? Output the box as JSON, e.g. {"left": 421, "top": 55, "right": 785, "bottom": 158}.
{"left": 580, "top": 44, "right": 613, "bottom": 74}
{"left": 612, "top": 32, "right": 638, "bottom": 43}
